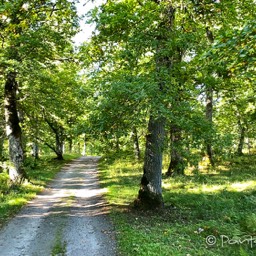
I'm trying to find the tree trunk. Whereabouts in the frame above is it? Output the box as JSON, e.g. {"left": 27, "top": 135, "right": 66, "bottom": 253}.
{"left": 82, "top": 134, "right": 87, "bottom": 156}
{"left": 132, "top": 127, "right": 141, "bottom": 160}
{"left": 44, "top": 117, "right": 65, "bottom": 160}
{"left": 32, "top": 141, "right": 39, "bottom": 159}
{"left": 166, "top": 125, "right": 185, "bottom": 176}
{"left": 135, "top": 1, "right": 174, "bottom": 209}
{"left": 55, "top": 132, "right": 64, "bottom": 160}
{"left": 4, "top": 72, "right": 26, "bottom": 183}
{"left": 115, "top": 134, "right": 120, "bottom": 153}
{"left": 135, "top": 116, "right": 165, "bottom": 209}
{"left": 68, "top": 138, "right": 73, "bottom": 153}
{"left": 77, "top": 142, "right": 81, "bottom": 154}
{"left": 0, "top": 130, "right": 6, "bottom": 160}
{"left": 205, "top": 86, "right": 214, "bottom": 166}
{"left": 247, "top": 138, "right": 251, "bottom": 154}
{"left": 237, "top": 119, "right": 245, "bottom": 155}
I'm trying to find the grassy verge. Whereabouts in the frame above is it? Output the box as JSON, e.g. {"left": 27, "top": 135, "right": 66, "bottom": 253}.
{"left": 99, "top": 154, "right": 256, "bottom": 256}
{"left": 0, "top": 154, "right": 79, "bottom": 227}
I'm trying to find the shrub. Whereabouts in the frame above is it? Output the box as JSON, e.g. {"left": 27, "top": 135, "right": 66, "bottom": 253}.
{"left": 0, "top": 172, "right": 9, "bottom": 194}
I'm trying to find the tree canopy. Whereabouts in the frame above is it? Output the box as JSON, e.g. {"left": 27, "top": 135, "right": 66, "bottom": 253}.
{"left": 0, "top": 0, "right": 255, "bottom": 207}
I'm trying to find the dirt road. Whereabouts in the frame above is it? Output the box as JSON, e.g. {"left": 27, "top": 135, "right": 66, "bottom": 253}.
{"left": 0, "top": 157, "right": 116, "bottom": 256}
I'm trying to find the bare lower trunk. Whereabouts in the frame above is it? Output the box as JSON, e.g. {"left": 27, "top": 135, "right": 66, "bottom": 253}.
{"left": 115, "top": 135, "right": 120, "bottom": 153}
{"left": 205, "top": 86, "right": 214, "bottom": 166}
{"left": 166, "top": 126, "right": 185, "bottom": 176}
{"left": 82, "top": 134, "right": 87, "bottom": 156}
{"left": 77, "top": 142, "right": 81, "bottom": 154}
{"left": 44, "top": 118, "right": 64, "bottom": 160}
{"left": 135, "top": 116, "right": 165, "bottom": 209}
{"left": 32, "top": 141, "right": 39, "bottom": 159}
{"left": 0, "top": 131, "right": 5, "bottom": 160}
{"left": 247, "top": 138, "right": 251, "bottom": 154}
{"left": 4, "top": 72, "right": 26, "bottom": 183}
{"left": 132, "top": 127, "right": 141, "bottom": 160}
{"left": 237, "top": 121, "right": 245, "bottom": 155}
{"left": 55, "top": 134, "right": 64, "bottom": 160}
{"left": 68, "top": 138, "right": 73, "bottom": 153}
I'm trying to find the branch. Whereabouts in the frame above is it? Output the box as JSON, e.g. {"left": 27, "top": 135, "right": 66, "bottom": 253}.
{"left": 50, "top": 4, "right": 57, "bottom": 17}
{"left": 36, "top": 136, "right": 58, "bottom": 154}
{"left": 0, "top": 33, "right": 5, "bottom": 48}
{"left": 41, "top": 108, "right": 58, "bottom": 134}
{"left": 44, "top": 117, "right": 58, "bottom": 134}
{"left": 206, "top": 27, "right": 214, "bottom": 43}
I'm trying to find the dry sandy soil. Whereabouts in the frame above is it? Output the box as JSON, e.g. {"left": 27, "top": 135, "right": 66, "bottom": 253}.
{"left": 0, "top": 157, "right": 116, "bottom": 256}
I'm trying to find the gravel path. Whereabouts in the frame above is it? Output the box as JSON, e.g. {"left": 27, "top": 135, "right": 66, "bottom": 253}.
{"left": 0, "top": 156, "right": 116, "bottom": 256}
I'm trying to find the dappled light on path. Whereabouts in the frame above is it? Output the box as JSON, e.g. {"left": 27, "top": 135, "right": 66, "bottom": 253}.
{"left": 0, "top": 157, "right": 116, "bottom": 256}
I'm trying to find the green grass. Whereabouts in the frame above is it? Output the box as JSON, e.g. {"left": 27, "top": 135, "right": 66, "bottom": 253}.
{"left": 0, "top": 153, "right": 80, "bottom": 227}
{"left": 99, "top": 154, "right": 256, "bottom": 256}
{"left": 51, "top": 229, "right": 67, "bottom": 256}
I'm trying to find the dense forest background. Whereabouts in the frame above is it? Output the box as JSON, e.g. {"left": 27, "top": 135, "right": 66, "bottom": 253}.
{"left": 0, "top": 1, "right": 256, "bottom": 255}
{"left": 0, "top": 0, "right": 255, "bottom": 203}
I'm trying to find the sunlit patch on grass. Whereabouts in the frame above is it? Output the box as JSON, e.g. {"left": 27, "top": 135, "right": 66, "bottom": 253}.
{"left": 99, "top": 153, "right": 256, "bottom": 256}
{"left": 229, "top": 181, "right": 256, "bottom": 192}
{"left": 190, "top": 184, "right": 227, "bottom": 194}
{"left": 217, "top": 165, "right": 230, "bottom": 172}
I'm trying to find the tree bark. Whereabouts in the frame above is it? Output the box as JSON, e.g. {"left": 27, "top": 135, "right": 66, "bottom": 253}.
{"left": 166, "top": 125, "right": 185, "bottom": 176}
{"left": 135, "top": 116, "right": 165, "bottom": 209}
{"left": 68, "top": 138, "right": 73, "bottom": 153}
{"left": 205, "top": 86, "right": 214, "bottom": 166}
{"left": 44, "top": 117, "right": 64, "bottom": 160}
{"left": 237, "top": 119, "right": 245, "bottom": 155}
{"left": 82, "top": 135, "right": 87, "bottom": 156}
{"left": 247, "top": 138, "right": 251, "bottom": 154}
{"left": 4, "top": 72, "right": 26, "bottom": 183}
{"left": 55, "top": 131, "right": 64, "bottom": 160}
{"left": 132, "top": 127, "right": 141, "bottom": 160}
{"left": 32, "top": 141, "right": 39, "bottom": 159}
{"left": 77, "top": 142, "right": 81, "bottom": 155}
{"left": 115, "top": 134, "right": 120, "bottom": 153}
{"left": 0, "top": 129, "right": 6, "bottom": 160}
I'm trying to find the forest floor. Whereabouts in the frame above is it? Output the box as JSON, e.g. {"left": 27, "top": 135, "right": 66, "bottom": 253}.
{"left": 0, "top": 157, "right": 116, "bottom": 256}
{"left": 99, "top": 153, "right": 256, "bottom": 256}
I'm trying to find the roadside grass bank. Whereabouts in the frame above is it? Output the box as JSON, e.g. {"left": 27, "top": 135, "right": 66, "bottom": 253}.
{"left": 0, "top": 154, "right": 80, "bottom": 227}
{"left": 99, "top": 154, "right": 256, "bottom": 256}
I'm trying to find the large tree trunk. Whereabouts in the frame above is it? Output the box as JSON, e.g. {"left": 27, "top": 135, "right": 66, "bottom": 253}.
{"left": 135, "top": 116, "right": 165, "bottom": 209}
{"left": 166, "top": 125, "right": 185, "bottom": 176}
{"left": 205, "top": 86, "right": 214, "bottom": 166}
{"left": 204, "top": 27, "right": 215, "bottom": 166}
{"left": 135, "top": 1, "right": 174, "bottom": 209}
{"left": 4, "top": 72, "right": 26, "bottom": 183}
